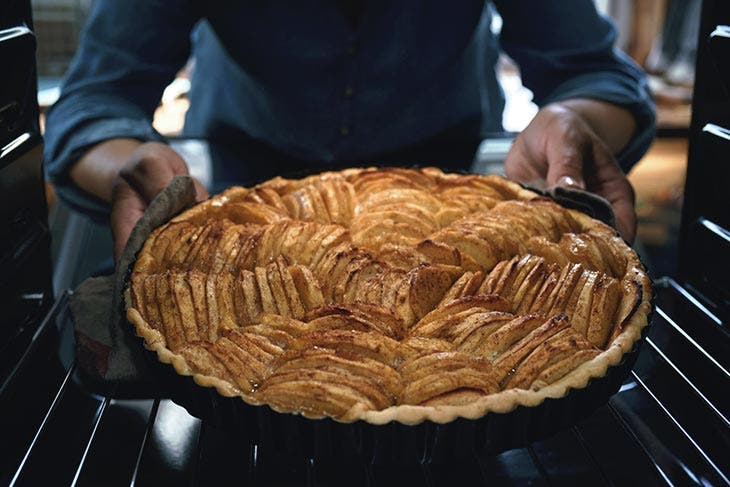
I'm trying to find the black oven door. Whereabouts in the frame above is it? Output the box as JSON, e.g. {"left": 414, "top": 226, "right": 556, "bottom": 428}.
{"left": 0, "top": 13, "right": 52, "bottom": 370}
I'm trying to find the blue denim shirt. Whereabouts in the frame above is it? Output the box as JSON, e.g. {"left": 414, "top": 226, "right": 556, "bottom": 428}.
{"left": 43, "top": 0, "right": 655, "bottom": 219}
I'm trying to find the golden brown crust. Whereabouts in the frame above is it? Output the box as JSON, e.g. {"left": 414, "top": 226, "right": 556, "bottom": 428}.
{"left": 125, "top": 167, "right": 652, "bottom": 425}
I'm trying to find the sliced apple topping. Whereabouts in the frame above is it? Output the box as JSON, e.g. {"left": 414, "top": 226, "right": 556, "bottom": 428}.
{"left": 399, "top": 351, "right": 499, "bottom": 406}
{"left": 128, "top": 167, "right": 650, "bottom": 421}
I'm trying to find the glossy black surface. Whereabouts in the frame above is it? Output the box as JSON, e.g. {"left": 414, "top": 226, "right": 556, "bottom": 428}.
{"left": 0, "top": 25, "right": 38, "bottom": 150}
{"left": 0, "top": 3, "right": 52, "bottom": 345}
{"left": 680, "top": 0, "right": 730, "bottom": 316}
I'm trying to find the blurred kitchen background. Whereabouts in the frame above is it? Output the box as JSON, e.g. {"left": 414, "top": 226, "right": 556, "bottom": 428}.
{"left": 33, "top": 0, "right": 696, "bottom": 283}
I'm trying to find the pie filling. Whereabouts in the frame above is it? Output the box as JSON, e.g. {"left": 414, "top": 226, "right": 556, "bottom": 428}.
{"left": 126, "top": 168, "right": 651, "bottom": 423}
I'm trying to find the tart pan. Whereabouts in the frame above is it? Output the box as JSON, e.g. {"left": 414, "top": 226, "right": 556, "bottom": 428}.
{"left": 136, "top": 324, "right": 648, "bottom": 463}
{"left": 121, "top": 166, "right": 653, "bottom": 462}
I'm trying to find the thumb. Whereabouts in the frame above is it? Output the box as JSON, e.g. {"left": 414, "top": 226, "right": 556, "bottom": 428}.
{"left": 192, "top": 177, "right": 209, "bottom": 202}
{"left": 111, "top": 179, "right": 147, "bottom": 261}
{"left": 541, "top": 120, "right": 595, "bottom": 190}
{"left": 545, "top": 142, "right": 588, "bottom": 190}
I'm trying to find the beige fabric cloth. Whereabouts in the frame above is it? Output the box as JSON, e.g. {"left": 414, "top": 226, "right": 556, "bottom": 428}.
{"left": 70, "top": 176, "right": 196, "bottom": 391}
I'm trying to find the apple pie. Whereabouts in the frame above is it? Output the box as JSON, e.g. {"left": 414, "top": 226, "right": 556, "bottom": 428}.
{"left": 125, "top": 167, "right": 651, "bottom": 424}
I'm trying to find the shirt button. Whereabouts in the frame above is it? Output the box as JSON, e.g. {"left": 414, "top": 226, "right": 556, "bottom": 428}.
{"left": 344, "top": 86, "right": 354, "bottom": 98}
{"left": 340, "top": 125, "right": 350, "bottom": 136}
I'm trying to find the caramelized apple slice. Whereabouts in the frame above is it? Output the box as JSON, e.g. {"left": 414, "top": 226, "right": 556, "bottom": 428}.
{"left": 243, "top": 186, "right": 289, "bottom": 213}
{"left": 275, "top": 348, "right": 401, "bottom": 398}
{"left": 224, "top": 202, "right": 290, "bottom": 225}
{"left": 412, "top": 294, "right": 511, "bottom": 334}
{"left": 406, "top": 264, "right": 457, "bottom": 320}
{"left": 307, "top": 226, "right": 351, "bottom": 270}
{"left": 289, "top": 265, "right": 325, "bottom": 311}
{"left": 266, "top": 258, "right": 291, "bottom": 317}
{"left": 238, "top": 270, "right": 263, "bottom": 323}
{"left": 526, "top": 266, "right": 565, "bottom": 315}
{"left": 259, "top": 368, "right": 389, "bottom": 416}
{"left": 210, "top": 336, "right": 271, "bottom": 390}
{"left": 232, "top": 227, "right": 263, "bottom": 271}
{"left": 169, "top": 271, "right": 200, "bottom": 343}
{"left": 243, "top": 324, "right": 295, "bottom": 349}
{"left": 453, "top": 312, "right": 516, "bottom": 353}
{"left": 399, "top": 369, "right": 500, "bottom": 406}
{"left": 530, "top": 349, "right": 601, "bottom": 390}
{"left": 430, "top": 226, "right": 499, "bottom": 269}
{"left": 478, "top": 257, "right": 518, "bottom": 295}
{"left": 184, "top": 220, "right": 233, "bottom": 271}
{"left": 157, "top": 222, "right": 198, "bottom": 265}
{"left": 438, "top": 271, "right": 485, "bottom": 305}
{"left": 547, "top": 263, "right": 585, "bottom": 316}
{"left": 282, "top": 184, "right": 331, "bottom": 223}
{"left": 504, "top": 328, "right": 584, "bottom": 389}
{"left": 471, "top": 314, "right": 545, "bottom": 361}
{"left": 608, "top": 278, "right": 643, "bottom": 343}
{"left": 587, "top": 229, "right": 629, "bottom": 277}
{"left": 357, "top": 188, "right": 441, "bottom": 215}
{"left": 525, "top": 236, "right": 570, "bottom": 268}
{"left": 224, "top": 328, "right": 283, "bottom": 363}
{"left": 492, "top": 314, "right": 571, "bottom": 383}
{"left": 129, "top": 274, "right": 148, "bottom": 319}
{"left": 258, "top": 313, "right": 311, "bottom": 337}
{"left": 416, "top": 239, "right": 470, "bottom": 268}
{"left": 586, "top": 276, "right": 621, "bottom": 347}
{"left": 305, "top": 303, "right": 405, "bottom": 339}
{"left": 316, "top": 176, "right": 357, "bottom": 225}
{"left": 180, "top": 343, "right": 239, "bottom": 387}
{"left": 167, "top": 224, "right": 206, "bottom": 269}
{"left": 273, "top": 258, "right": 306, "bottom": 319}
{"left": 411, "top": 308, "right": 483, "bottom": 339}
{"left": 399, "top": 351, "right": 492, "bottom": 380}
{"left": 291, "top": 330, "right": 402, "bottom": 366}
{"left": 186, "top": 271, "right": 210, "bottom": 339}
{"left": 254, "top": 266, "right": 278, "bottom": 315}
{"left": 558, "top": 233, "right": 610, "bottom": 274}
{"left": 512, "top": 260, "right": 559, "bottom": 315}
{"left": 342, "top": 261, "right": 386, "bottom": 303}
{"left": 351, "top": 218, "right": 424, "bottom": 249}
{"left": 156, "top": 273, "right": 186, "bottom": 351}
{"left": 398, "top": 336, "right": 454, "bottom": 356}
{"left": 376, "top": 244, "right": 428, "bottom": 271}
{"left": 213, "top": 271, "right": 238, "bottom": 332}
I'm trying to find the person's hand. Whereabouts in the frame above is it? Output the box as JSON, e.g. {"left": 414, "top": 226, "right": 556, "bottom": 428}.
{"left": 110, "top": 142, "right": 208, "bottom": 259}
{"left": 504, "top": 103, "right": 637, "bottom": 243}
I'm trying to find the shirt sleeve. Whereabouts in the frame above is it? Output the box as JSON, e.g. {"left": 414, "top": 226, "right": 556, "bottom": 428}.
{"left": 43, "top": 0, "right": 199, "bottom": 220}
{"left": 492, "top": 0, "right": 656, "bottom": 172}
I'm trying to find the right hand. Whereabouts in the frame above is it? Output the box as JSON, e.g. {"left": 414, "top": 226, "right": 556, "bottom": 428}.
{"left": 110, "top": 142, "right": 208, "bottom": 260}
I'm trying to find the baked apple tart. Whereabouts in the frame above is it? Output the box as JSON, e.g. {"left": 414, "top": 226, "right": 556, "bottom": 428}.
{"left": 125, "top": 167, "right": 651, "bottom": 424}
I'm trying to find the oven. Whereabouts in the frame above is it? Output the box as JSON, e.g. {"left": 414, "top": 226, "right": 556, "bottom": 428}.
{"left": 1, "top": 1, "right": 729, "bottom": 485}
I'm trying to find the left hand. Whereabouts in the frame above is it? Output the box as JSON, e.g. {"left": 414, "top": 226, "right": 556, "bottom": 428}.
{"left": 504, "top": 103, "right": 637, "bottom": 243}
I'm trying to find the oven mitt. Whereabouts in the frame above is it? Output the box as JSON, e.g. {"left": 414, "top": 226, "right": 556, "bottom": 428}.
{"left": 524, "top": 179, "right": 617, "bottom": 230}
{"left": 70, "top": 176, "right": 197, "bottom": 396}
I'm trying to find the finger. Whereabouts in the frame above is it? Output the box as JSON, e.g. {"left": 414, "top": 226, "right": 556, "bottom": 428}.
{"left": 588, "top": 143, "right": 637, "bottom": 243}
{"left": 503, "top": 137, "right": 545, "bottom": 183}
{"left": 110, "top": 179, "right": 148, "bottom": 260}
{"left": 612, "top": 193, "right": 637, "bottom": 244}
{"left": 193, "top": 177, "right": 209, "bottom": 202}
{"left": 544, "top": 130, "right": 589, "bottom": 190}
{"left": 122, "top": 143, "right": 191, "bottom": 203}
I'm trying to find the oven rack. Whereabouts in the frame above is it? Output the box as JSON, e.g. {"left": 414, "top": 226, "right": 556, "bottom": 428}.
{"left": 2, "top": 278, "right": 727, "bottom": 486}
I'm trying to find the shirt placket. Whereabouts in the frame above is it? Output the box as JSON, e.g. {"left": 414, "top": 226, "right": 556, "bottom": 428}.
{"left": 335, "top": 35, "right": 359, "bottom": 155}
